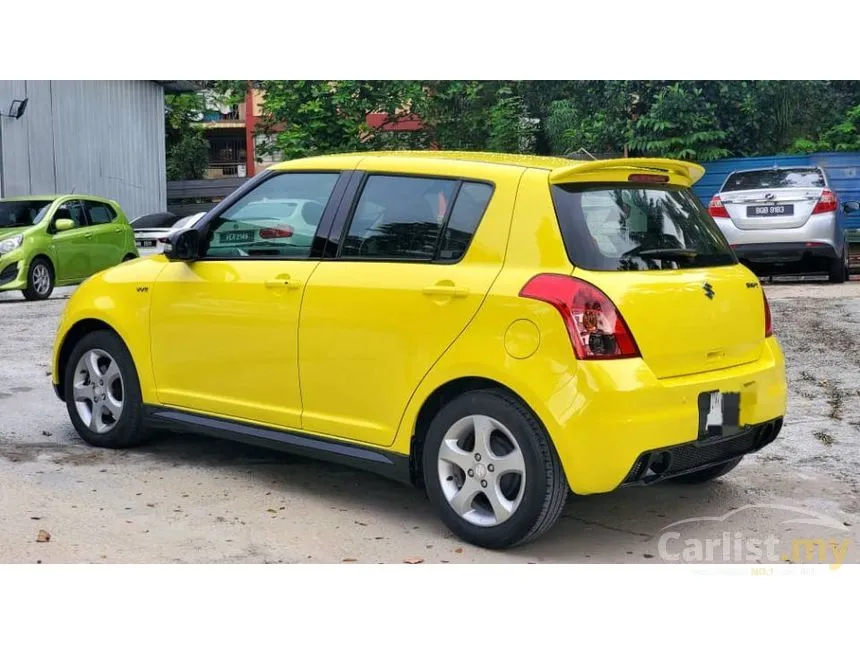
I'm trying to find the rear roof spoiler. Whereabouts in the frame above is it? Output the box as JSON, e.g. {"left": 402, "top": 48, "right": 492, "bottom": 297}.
{"left": 548, "top": 157, "right": 706, "bottom": 187}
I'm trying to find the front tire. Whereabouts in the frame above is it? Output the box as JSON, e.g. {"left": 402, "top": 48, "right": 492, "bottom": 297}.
{"left": 422, "top": 389, "right": 568, "bottom": 549}
{"left": 22, "top": 258, "right": 54, "bottom": 300}
{"left": 63, "top": 330, "right": 152, "bottom": 448}
{"left": 669, "top": 457, "right": 743, "bottom": 484}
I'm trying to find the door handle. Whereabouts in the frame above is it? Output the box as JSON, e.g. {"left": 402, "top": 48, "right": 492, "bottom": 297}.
{"left": 84, "top": 233, "right": 93, "bottom": 239}
{"left": 265, "top": 277, "right": 302, "bottom": 290}
{"left": 422, "top": 284, "right": 469, "bottom": 298}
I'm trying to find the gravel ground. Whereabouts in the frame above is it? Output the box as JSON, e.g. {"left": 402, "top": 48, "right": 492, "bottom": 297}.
{"left": 1, "top": 281, "right": 859, "bottom": 565}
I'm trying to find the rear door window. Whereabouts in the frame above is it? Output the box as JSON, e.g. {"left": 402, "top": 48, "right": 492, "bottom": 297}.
{"left": 340, "top": 175, "right": 458, "bottom": 260}
{"left": 551, "top": 184, "right": 737, "bottom": 271}
{"left": 340, "top": 176, "right": 493, "bottom": 262}
{"left": 85, "top": 201, "right": 117, "bottom": 225}
{"left": 722, "top": 168, "right": 825, "bottom": 191}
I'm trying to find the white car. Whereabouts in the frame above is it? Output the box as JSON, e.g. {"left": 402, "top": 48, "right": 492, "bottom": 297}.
{"left": 133, "top": 211, "right": 206, "bottom": 256}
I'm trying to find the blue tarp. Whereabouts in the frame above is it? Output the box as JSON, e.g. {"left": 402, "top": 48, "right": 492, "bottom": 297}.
{"left": 695, "top": 152, "right": 860, "bottom": 236}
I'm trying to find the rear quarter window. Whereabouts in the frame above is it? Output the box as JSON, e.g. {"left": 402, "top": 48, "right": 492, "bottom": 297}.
{"left": 551, "top": 183, "right": 737, "bottom": 271}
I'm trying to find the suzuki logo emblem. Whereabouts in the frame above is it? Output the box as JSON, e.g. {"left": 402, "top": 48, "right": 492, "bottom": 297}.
{"left": 703, "top": 283, "right": 715, "bottom": 299}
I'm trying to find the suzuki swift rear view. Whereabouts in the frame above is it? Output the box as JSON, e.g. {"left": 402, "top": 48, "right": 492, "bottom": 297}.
{"left": 51, "top": 152, "right": 787, "bottom": 549}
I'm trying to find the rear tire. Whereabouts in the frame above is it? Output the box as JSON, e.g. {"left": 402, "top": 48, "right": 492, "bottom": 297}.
{"left": 828, "top": 246, "right": 848, "bottom": 284}
{"left": 22, "top": 258, "right": 54, "bottom": 301}
{"left": 670, "top": 457, "right": 743, "bottom": 484}
{"left": 63, "top": 329, "right": 152, "bottom": 449}
{"left": 422, "top": 389, "right": 568, "bottom": 549}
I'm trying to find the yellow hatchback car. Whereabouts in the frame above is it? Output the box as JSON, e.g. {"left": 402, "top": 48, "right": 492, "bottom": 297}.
{"left": 51, "top": 151, "right": 787, "bottom": 549}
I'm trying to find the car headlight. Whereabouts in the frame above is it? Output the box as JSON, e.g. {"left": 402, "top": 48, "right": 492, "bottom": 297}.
{"left": 0, "top": 234, "right": 23, "bottom": 255}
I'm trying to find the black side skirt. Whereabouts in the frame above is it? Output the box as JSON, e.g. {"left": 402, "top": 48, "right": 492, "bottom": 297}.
{"left": 143, "top": 405, "right": 414, "bottom": 486}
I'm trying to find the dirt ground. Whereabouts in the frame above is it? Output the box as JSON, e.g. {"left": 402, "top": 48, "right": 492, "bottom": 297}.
{"left": 1, "top": 279, "right": 859, "bottom": 565}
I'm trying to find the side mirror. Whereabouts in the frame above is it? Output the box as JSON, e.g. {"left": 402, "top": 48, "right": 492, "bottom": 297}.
{"left": 54, "top": 218, "right": 75, "bottom": 232}
{"left": 164, "top": 227, "right": 200, "bottom": 261}
{"left": 843, "top": 201, "right": 860, "bottom": 214}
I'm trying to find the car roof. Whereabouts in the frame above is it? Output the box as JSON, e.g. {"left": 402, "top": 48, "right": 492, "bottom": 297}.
{"left": 268, "top": 151, "right": 707, "bottom": 186}
{"left": 268, "top": 150, "right": 576, "bottom": 173}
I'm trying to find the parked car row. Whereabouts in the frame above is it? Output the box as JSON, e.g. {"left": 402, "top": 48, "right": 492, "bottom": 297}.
{"left": 3, "top": 163, "right": 855, "bottom": 303}
{"left": 707, "top": 165, "right": 859, "bottom": 283}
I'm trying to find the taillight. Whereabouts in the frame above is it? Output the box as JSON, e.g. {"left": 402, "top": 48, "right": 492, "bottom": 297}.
{"left": 708, "top": 195, "right": 729, "bottom": 218}
{"left": 763, "top": 291, "right": 773, "bottom": 338}
{"left": 260, "top": 226, "right": 293, "bottom": 239}
{"left": 519, "top": 274, "right": 640, "bottom": 360}
{"left": 811, "top": 189, "right": 837, "bottom": 215}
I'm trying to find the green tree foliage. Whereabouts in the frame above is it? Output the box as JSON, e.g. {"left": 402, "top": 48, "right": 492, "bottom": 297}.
{"left": 251, "top": 80, "right": 428, "bottom": 160}
{"left": 164, "top": 93, "right": 209, "bottom": 181}
{"left": 792, "top": 104, "right": 860, "bottom": 153}
{"left": 487, "top": 87, "right": 538, "bottom": 153}
{"left": 219, "top": 80, "right": 860, "bottom": 164}
{"left": 631, "top": 84, "right": 730, "bottom": 161}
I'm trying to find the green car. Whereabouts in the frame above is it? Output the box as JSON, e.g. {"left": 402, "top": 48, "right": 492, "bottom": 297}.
{"left": 0, "top": 195, "right": 139, "bottom": 300}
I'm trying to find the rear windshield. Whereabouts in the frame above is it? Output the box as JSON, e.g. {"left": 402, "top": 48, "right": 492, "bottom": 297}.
{"left": 0, "top": 200, "right": 53, "bottom": 228}
{"left": 551, "top": 184, "right": 737, "bottom": 271}
{"left": 232, "top": 201, "right": 299, "bottom": 221}
{"left": 722, "top": 168, "right": 825, "bottom": 191}
{"left": 131, "top": 212, "right": 183, "bottom": 229}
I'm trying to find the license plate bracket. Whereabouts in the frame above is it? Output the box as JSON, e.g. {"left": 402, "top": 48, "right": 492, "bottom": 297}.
{"left": 697, "top": 391, "right": 741, "bottom": 439}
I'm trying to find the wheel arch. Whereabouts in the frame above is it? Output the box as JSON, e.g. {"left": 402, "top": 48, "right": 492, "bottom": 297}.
{"left": 29, "top": 253, "right": 55, "bottom": 277}
{"left": 407, "top": 376, "right": 545, "bottom": 489}
{"left": 55, "top": 318, "right": 127, "bottom": 402}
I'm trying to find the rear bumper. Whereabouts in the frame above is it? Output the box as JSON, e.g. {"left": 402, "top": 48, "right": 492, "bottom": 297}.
{"left": 550, "top": 337, "right": 787, "bottom": 495}
{"left": 714, "top": 211, "right": 841, "bottom": 249}
{"left": 732, "top": 241, "right": 839, "bottom": 264}
{"left": 620, "top": 417, "right": 782, "bottom": 485}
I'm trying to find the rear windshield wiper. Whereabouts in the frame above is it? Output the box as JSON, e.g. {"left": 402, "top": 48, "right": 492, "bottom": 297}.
{"left": 622, "top": 247, "right": 700, "bottom": 260}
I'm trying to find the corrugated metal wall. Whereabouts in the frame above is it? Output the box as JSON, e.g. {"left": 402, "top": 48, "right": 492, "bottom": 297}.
{"left": 0, "top": 80, "right": 166, "bottom": 219}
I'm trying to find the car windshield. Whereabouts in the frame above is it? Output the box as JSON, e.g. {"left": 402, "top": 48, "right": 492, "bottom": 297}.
{"left": 722, "top": 168, "right": 826, "bottom": 191}
{"left": 551, "top": 184, "right": 737, "bottom": 271}
{"left": 0, "top": 200, "right": 54, "bottom": 228}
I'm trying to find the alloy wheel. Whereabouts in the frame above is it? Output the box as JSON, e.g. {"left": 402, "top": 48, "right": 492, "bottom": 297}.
{"left": 32, "top": 264, "right": 51, "bottom": 296}
{"left": 437, "top": 414, "right": 527, "bottom": 527}
{"left": 72, "top": 349, "right": 124, "bottom": 434}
